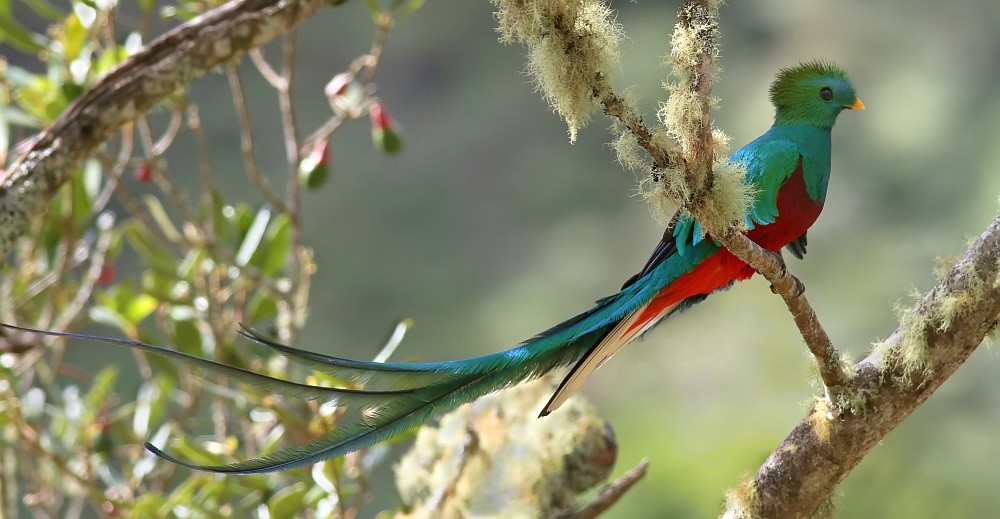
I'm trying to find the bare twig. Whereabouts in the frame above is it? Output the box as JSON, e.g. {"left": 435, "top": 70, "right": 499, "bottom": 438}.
{"left": 248, "top": 49, "right": 286, "bottom": 90}
{"left": 278, "top": 30, "right": 304, "bottom": 341}
{"left": 570, "top": 459, "right": 649, "bottom": 519}
{"left": 227, "top": 65, "right": 290, "bottom": 214}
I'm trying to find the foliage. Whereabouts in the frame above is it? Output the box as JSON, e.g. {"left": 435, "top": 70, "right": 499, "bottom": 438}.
{"left": 0, "top": 1, "right": 416, "bottom": 516}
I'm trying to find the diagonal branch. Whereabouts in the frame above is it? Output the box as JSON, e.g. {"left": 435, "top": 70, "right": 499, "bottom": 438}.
{"left": 713, "top": 229, "right": 847, "bottom": 391}
{"left": 725, "top": 214, "right": 1000, "bottom": 517}
{"left": 0, "top": 0, "right": 347, "bottom": 260}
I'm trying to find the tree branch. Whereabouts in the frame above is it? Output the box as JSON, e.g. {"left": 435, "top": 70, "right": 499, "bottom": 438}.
{"left": 0, "top": 0, "right": 347, "bottom": 259}
{"left": 724, "top": 215, "right": 1000, "bottom": 517}
{"left": 713, "top": 229, "right": 848, "bottom": 392}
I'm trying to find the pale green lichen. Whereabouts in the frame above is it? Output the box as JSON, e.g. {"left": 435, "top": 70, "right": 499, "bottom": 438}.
{"left": 661, "top": 0, "right": 720, "bottom": 151}
{"left": 493, "top": 0, "right": 623, "bottom": 142}
{"left": 636, "top": 151, "right": 751, "bottom": 230}
{"left": 658, "top": 87, "right": 716, "bottom": 154}
{"left": 890, "top": 289, "right": 934, "bottom": 378}
{"left": 611, "top": 128, "right": 646, "bottom": 174}
{"left": 722, "top": 476, "right": 760, "bottom": 519}
{"left": 609, "top": 88, "right": 647, "bottom": 172}
{"left": 878, "top": 260, "right": 986, "bottom": 382}
{"left": 646, "top": 0, "right": 753, "bottom": 236}
{"left": 808, "top": 397, "right": 834, "bottom": 443}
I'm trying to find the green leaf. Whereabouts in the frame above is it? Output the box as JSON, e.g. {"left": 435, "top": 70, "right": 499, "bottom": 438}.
{"left": 22, "top": 0, "right": 63, "bottom": 20}
{"left": 141, "top": 270, "right": 191, "bottom": 304}
{"left": 95, "top": 45, "right": 128, "bottom": 76}
{"left": 0, "top": 104, "right": 43, "bottom": 128}
{"left": 85, "top": 366, "right": 119, "bottom": 409}
{"left": 142, "top": 195, "right": 183, "bottom": 243}
{"left": 89, "top": 305, "right": 136, "bottom": 338}
{"left": 161, "top": 472, "right": 207, "bottom": 513}
{"left": 124, "top": 294, "right": 158, "bottom": 323}
{"left": 246, "top": 291, "right": 278, "bottom": 322}
{"left": 168, "top": 436, "right": 230, "bottom": 467}
{"left": 124, "top": 220, "right": 179, "bottom": 274}
{"left": 390, "top": 0, "right": 425, "bottom": 18}
{"left": 70, "top": 166, "right": 93, "bottom": 227}
{"left": 60, "top": 12, "right": 88, "bottom": 62}
{"left": 258, "top": 215, "right": 291, "bottom": 276}
{"left": 13, "top": 75, "right": 62, "bottom": 123}
{"left": 0, "top": 11, "right": 45, "bottom": 53}
{"left": 133, "top": 493, "right": 166, "bottom": 517}
{"left": 205, "top": 191, "right": 234, "bottom": 246}
{"left": 82, "top": 158, "right": 102, "bottom": 199}
{"left": 235, "top": 206, "right": 270, "bottom": 266}
{"left": 172, "top": 316, "right": 204, "bottom": 356}
{"left": 267, "top": 482, "right": 308, "bottom": 518}
{"left": 362, "top": 0, "right": 381, "bottom": 16}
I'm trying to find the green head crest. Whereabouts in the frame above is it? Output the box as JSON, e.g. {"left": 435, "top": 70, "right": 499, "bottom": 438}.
{"left": 769, "top": 61, "right": 863, "bottom": 128}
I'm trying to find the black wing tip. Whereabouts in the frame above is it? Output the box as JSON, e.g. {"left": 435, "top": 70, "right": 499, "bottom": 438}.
{"left": 785, "top": 233, "right": 808, "bottom": 260}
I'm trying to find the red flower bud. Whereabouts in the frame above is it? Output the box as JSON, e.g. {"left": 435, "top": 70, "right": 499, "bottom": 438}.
{"left": 370, "top": 100, "right": 403, "bottom": 155}
{"left": 97, "top": 263, "right": 115, "bottom": 285}
{"left": 134, "top": 162, "right": 153, "bottom": 183}
{"left": 369, "top": 99, "right": 391, "bottom": 130}
{"left": 299, "top": 140, "right": 331, "bottom": 190}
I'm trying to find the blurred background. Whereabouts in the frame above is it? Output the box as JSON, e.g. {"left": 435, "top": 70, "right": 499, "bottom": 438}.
{"left": 8, "top": 0, "right": 1000, "bottom": 516}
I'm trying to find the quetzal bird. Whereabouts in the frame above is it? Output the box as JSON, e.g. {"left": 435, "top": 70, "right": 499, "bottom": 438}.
{"left": 10, "top": 61, "right": 862, "bottom": 474}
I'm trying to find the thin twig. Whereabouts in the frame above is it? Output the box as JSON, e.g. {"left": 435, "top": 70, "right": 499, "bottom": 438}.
{"left": 277, "top": 30, "right": 304, "bottom": 342}
{"left": 248, "top": 49, "right": 286, "bottom": 90}
{"left": 570, "top": 459, "right": 649, "bottom": 519}
{"left": 185, "top": 106, "right": 217, "bottom": 239}
{"left": 600, "top": 92, "right": 674, "bottom": 170}
{"left": 226, "top": 65, "right": 290, "bottom": 214}
{"left": 151, "top": 107, "right": 184, "bottom": 156}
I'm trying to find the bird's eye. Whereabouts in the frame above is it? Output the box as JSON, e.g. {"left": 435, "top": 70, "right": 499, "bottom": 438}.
{"left": 819, "top": 87, "right": 833, "bottom": 101}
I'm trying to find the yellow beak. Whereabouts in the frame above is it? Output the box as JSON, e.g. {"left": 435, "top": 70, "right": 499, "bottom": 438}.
{"left": 848, "top": 98, "right": 865, "bottom": 110}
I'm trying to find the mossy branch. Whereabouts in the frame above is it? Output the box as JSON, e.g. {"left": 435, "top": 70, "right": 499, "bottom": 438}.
{"left": 724, "top": 216, "right": 1000, "bottom": 517}
{"left": 0, "top": 0, "right": 346, "bottom": 260}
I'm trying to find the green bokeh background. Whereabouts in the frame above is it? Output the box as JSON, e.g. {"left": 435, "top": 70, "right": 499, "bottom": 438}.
{"left": 23, "top": 0, "right": 1000, "bottom": 516}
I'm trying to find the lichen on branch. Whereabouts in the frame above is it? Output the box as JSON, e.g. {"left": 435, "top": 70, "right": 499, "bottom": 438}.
{"left": 492, "top": 0, "right": 623, "bottom": 142}
{"left": 648, "top": 0, "right": 753, "bottom": 235}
